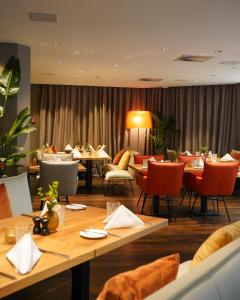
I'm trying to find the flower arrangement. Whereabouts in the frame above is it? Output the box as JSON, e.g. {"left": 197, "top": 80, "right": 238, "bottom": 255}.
{"left": 37, "top": 181, "right": 59, "bottom": 211}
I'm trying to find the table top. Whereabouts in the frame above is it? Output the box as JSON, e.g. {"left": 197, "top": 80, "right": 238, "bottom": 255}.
{"left": 129, "top": 163, "right": 240, "bottom": 177}
{"left": 0, "top": 207, "right": 167, "bottom": 298}
{"left": 73, "top": 152, "right": 112, "bottom": 161}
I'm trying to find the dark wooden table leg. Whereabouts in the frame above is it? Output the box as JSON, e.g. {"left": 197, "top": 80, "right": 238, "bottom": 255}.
{"left": 192, "top": 195, "right": 219, "bottom": 216}
{"left": 85, "top": 160, "right": 93, "bottom": 192}
{"left": 71, "top": 261, "right": 90, "bottom": 300}
{"left": 200, "top": 195, "right": 208, "bottom": 214}
{"left": 152, "top": 195, "right": 160, "bottom": 216}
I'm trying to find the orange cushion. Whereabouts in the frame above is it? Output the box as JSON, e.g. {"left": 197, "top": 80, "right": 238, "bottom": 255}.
{"left": 191, "top": 220, "right": 240, "bottom": 268}
{"left": 0, "top": 183, "right": 12, "bottom": 219}
{"left": 113, "top": 149, "right": 126, "bottom": 165}
{"left": 97, "top": 253, "right": 179, "bottom": 300}
{"left": 118, "top": 150, "right": 131, "bottom": 170}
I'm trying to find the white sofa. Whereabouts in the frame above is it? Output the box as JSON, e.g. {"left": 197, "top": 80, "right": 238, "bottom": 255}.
{"left": 146, "top": 238, "right": 240, "bottom": 300}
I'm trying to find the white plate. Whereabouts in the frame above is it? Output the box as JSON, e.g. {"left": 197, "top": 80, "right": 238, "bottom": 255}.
{"left": 80, "top": 229, "right": 108, "bottom": 239}
{"left": 66, "top": 204, "right": 87, "bottom": 210}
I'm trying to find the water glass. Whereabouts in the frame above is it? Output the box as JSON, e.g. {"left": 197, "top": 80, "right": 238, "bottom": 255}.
{"left": 15, "top": 223, "right": 33, "bottom": 242}
{"left": 106, "top": 201, "right": 120, "bottom": 216}
{"left": 212, "top": 153, "right": 218, "bottom": 162}
{"left": 143, "top": 159, "right": 148, "bottom": 168}
{"left": 5, "top": 227, "right": 16, "bottom": 244}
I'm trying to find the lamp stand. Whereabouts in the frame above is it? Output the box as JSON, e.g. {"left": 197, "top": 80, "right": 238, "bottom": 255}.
{"left": 137, "top": 128, "right": 139, "bottom": 153}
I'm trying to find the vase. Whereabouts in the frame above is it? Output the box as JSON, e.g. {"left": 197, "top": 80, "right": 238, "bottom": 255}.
{"left": 45, "top": 210, "right": 59, "bottom": 233}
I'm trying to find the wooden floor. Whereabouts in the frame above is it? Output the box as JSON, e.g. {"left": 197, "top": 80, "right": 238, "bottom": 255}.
{"left": 4, "top": 176, "right": 240, "bottom": 300}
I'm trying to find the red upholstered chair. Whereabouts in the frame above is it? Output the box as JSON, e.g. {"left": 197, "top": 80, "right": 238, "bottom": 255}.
{"left": 178, "top": 155, "right": 205, "bottom": 209}
{"left": 187, "top": 162, "right": 239, "bottom": 222}
{"left": 136, "top": 162, "right": 184, "bottom": 220}
{"left": 133, "top": 154, "right": 164, "bottom": 164}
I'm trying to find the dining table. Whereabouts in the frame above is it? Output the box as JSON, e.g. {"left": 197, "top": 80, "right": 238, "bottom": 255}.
{"left": 129, "top": 162, "right": 240, "bottom": 217}
{"left": 73, "top": 152, "right": 112, "bottom": 192}
{"left": 0, "top": 206, "right": 167, "bottom": 300}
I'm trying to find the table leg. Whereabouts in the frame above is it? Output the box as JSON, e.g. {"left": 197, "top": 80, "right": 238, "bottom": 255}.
{"left": 71, "top": 261, "right": 90, "bottom": 300}
{"left": 152, "top": 195, "right": 160, "bottom": 216}
{"left": 85, "top": 160, "right": 93, "bottom": 192}
{"left": 192, "top": 195, "right": 219, "bottom": 216}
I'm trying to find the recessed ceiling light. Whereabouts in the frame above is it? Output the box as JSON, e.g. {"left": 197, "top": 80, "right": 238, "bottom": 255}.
{"left": 53, "top": 41, "right": 58, "bottom": 45}
{"left": 58, "top": 61, "right": 63, "bottom": 64}
{"left": 113, "top": 64, "right": 119, "bottom": 67}
{"left": 29, "top": 12, "right": 58, "bottom": 23}
{"left": 74, "top": 50, "right": 80, "bottom": 55}
{"left": 161, "top": 47, "right": 169, "bottom": 51}
{"left": 214, "top": 50, "right": 222, "bottom": 53}
{"left": 210, "top": 74, "right": 216, "bottom": 77}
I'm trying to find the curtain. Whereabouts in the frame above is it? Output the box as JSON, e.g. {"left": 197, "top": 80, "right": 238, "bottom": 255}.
{"left": 35, "top": 83, "right": 240, "bottom": 157}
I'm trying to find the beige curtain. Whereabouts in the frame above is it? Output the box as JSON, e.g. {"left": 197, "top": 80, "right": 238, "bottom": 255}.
{"left": 34, "top": 83, "right": 240, "bottom": 157}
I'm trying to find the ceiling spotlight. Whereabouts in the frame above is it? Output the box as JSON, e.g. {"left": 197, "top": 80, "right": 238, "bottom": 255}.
{"left": 113, "top": 64, "right": 119, "bottom": 67}
{"left": 74, "top": 50, "right": 80, "bottom": 55}
{"left": 58, "top": 61, "right": 63, "bottom": 64}
{"left": 214, "top": 50, "right": 222, "bottom": 53}
{"left": 210, "top": 74, "right": 216, "bottom": 77}
{"left": 53, "top": 41, "right": 58, "bottom": 45}
{"left": 161, "top": 47, "right": 169, "bottom": 51}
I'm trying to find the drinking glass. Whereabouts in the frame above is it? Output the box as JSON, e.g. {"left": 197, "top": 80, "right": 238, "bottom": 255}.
{"left": 212, "top": 153, "right": 218, "bottom": 162}
{"left": 15, "top": 223, "right": 33, "bottom": 242}
{"left": 5, "top": 227, "right": 16, "bottom": 244}
{"left": 195, "top": 151, "right": 200, "bottom": 156}
{"left": 142, "top": 159, "right": 148, "bottom": 168}
{"left": 106, "top": 201, "right": 120, "bottom": 216}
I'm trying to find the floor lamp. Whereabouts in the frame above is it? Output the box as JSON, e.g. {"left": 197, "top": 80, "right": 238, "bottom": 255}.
{"left": 126, "top": 111, "right": 152, "bottom": 153}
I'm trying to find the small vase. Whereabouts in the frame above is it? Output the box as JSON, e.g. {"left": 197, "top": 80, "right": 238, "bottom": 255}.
{"left": 45, "top": 210, "right": 59, "bottom": 233}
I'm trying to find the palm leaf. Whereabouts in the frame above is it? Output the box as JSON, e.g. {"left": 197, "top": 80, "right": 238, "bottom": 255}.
{"left": 0, "top": 57, "right": 20, "bottom": 94}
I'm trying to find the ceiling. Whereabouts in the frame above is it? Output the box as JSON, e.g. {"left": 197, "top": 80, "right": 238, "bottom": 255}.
{"left": 1, "top": 0, "right": 240, "bottom": 88}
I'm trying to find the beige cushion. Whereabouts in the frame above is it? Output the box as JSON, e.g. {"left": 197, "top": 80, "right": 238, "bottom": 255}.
{"left": 41, "top": 153, "right": 73, "bottom": 161}
{"left": 102, "top": 163, "right": 120, "bottom": 174}
{"left": 105, "top": 170, "right": 133, "bottom": 180}
{"left": 113, "top": 149, "right": 126, "bottom": 165}
{"left": 191, "top": 221, "right": 240, "bottom": 268}
{"left": 118, "top": 150, "right": 131, "bottom": 170}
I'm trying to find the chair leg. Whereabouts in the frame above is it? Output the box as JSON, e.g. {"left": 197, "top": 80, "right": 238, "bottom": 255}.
{"left": 141, "top": 193, "right": 147, "bottom": 215}
{"left": 191, "top": 193, "right": 198, "bottom": 214}
{"left": 211, "top": 198, "right": 215, "bottom": 212}
{"left": 188, "top": 191, "right": 193, "bottom": 213}
{"left": 222, "top": 196, "right": 231, "bottom": 223}
{"left": 137, "top": 190, "right": 143, "bottom": 209}
{"left": 166, "top": 197, "right": 172, "bottom": 221}
{"left": 217, "top": 199, "right": 219, "bottom": 213}
{"left": 170, "top": 197, "right": 177, "bottom": 221}
{"left": 180, "top": 186, "right": 188, "bottom": 206}
{"left": 129, "top": 180, "right": 134, "bottom": 197}
{"left": 104, "top": 180, "right": 110, "bottom": 196}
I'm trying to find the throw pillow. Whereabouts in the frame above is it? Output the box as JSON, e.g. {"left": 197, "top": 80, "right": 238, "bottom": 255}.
{"left": 0, "top": 183, "right": 13, "bottom": 219}
{"left": 191, "top": 220, "right": 240, "bottom": 268}
{"left": 118, "top": 150, "right": 131, "bottom": 170}
{"left": 113, "top": 149, "right": 126, "bottom": 165}
{"left": 97, "top": 253, "right": 179, "bottom": 300}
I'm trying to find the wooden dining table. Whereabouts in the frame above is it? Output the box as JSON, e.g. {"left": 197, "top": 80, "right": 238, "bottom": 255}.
{"left": 0, "top": 206, "right": 167, "bottom": 299}
{"left": 73, "top": 152, "right": 112, "bottom": 192}
{"left": 129, "top": 162, "right": 240, "bottom": 217}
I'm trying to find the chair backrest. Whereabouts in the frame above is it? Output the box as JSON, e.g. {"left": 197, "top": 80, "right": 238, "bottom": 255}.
{"left": 133, "top": 155, "right": 164, "bottom": 164}
{"left": 39, "top": 161, "right": 79, "bottom": 196}
{"left": 200, "top": 162, "right": 239, "bottom": 196}
{"left": 41, "top": 152, "right": 73, "bottom": 161}
{"left": 178, "top": 154, "right": 206, "bottom": 164}
{"left": 0, "top": 172, "right": 33, "bottom": 216}
{"left": 167, "top": 149, "right": 177, "bottom": 162}
{"left": 147, "top": 162, "right": 185, "bottom": 196}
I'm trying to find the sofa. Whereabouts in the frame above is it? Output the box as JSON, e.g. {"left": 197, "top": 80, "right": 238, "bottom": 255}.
{"left": 145, "top": 237, "right": 240, "bottom": 300}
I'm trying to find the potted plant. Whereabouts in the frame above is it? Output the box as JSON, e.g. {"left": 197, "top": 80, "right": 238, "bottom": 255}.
{"left": 37, "top": 181, "right": 59, "bottom": 233}
{"left": 0, "top": 56, "right": 36, "bottom": 177}
{"left": 149, "top": 113, "right": 180, "bottom": 156}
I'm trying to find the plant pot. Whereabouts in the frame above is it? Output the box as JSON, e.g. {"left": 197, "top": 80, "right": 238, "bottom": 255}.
{"left": 45, "top": 210, "right": 59, "bottom": 233}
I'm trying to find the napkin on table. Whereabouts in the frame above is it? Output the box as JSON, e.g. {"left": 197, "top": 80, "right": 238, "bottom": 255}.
{"left": 198, "top": 158, "right": 204, "bottom": 167}
{"left": 65, "top": 144, "right": 73, "bottom": 152}
{"left": 6, "top": 234, "right": 41, "bottom": 275}
{"left": 72, "top": 148, "right": 81, "bottom": 159}
{"left": 103, "top": 205, "right": 144, "bottom": 230}
{"left": 185, "top": 151, "right": 192, "bottom": 156}
{"left": 221, "top": 153, "right": 235, "bottom": 161}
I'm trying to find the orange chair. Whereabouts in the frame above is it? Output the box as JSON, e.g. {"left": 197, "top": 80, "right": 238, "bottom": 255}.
{"left": 135, "top": 162, "right": 184, "bottom": 220}
{"left": 187, "top": 162, "right": 239, "bottom": 222}
{"left": 134, "top": 155, "right": 164, "bottom": 208}
{"left": 178, "top": 155, "right": 205, "bottom": 209}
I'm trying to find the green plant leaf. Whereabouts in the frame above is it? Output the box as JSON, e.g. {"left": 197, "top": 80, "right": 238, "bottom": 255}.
{"left": 0, "top": 57, "right": 20, "bottom": 94}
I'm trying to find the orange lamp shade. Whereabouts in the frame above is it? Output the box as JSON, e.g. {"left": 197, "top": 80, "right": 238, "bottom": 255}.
{"left": 126, "top": 111, "right": 152, "bottom": 129}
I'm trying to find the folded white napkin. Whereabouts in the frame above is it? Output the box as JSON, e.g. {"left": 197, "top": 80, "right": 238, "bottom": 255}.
{"left": 98, "top": 144, "right": 106, "bottom": 151}
{"left": 149, "top": 157, "right": 156, "bottom": 161}
{"left": 103, "top": 205, "right": 144, "bottom": 230}
{"left": 96, "top": 149, "right": 109, "bottom": 157}
{"left": 72, "top": 148, "right": 81, "bottom": 159}
{"left": 198, "top": 158, "right": 204, "bottom": 166}
{"left": 208, "top": 151, "right": 212, "bottom": 157}
{"left": 65, "top": 144, "right": 73, "bottom": 151}
{"left": 6, "top": 234, "right": 41, "bottom": 275}
{"left": 185, "top": 150, "right": 192, "bottom": 156}
{"left": 221, "top": 153, "right": 235, "bottom": 161}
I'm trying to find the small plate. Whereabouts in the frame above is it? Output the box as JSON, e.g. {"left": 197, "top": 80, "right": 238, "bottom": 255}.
{"left": 66, "top": 204, "right": 87, "bottom": 210}
{"left": 80, "top": 229, "right": 108, "bottom": 239}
